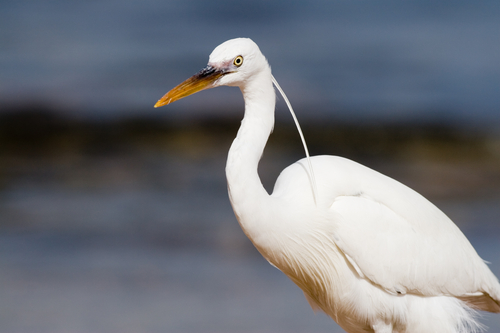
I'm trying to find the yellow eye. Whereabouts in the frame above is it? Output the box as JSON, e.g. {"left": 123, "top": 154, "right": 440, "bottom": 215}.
{"left": 233, "top": 55, "right": 243, "bottom": 67}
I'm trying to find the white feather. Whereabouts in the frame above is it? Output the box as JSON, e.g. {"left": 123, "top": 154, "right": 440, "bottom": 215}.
{"left": 156, "top": 37, "right": 500, "bottom": 333}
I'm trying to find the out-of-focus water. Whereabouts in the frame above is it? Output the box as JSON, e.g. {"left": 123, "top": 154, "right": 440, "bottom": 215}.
{"left": 0, "top": 151, "right": 499, "bottom": 333}
{"left": 1, "top": 0, "right": 499, "bottom": 125}
{"left": 1, "top": 1, "right": 500, "bottom": 332}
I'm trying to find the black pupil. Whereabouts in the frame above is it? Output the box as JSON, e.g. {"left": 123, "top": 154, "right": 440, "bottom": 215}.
{"left": 236, "top": 58, "right": 241, "bottom": 64}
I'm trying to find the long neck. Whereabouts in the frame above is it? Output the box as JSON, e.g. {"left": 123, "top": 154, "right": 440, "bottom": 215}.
{"left": 226, "top": 69, "right": 275, "bottom": 233}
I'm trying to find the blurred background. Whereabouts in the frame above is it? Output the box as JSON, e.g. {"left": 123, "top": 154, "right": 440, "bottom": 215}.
{"left": 1, "top": 0, "right": 499, "bottom": 332}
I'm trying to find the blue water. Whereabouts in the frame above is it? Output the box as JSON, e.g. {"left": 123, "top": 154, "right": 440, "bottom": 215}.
{"left": 1, "top": 0, "right": 499, "bottom": 124}
{"left": 1, "top": 1, "right": 500, "bottom": 332}
{"left": 0, "top": 156, "right": 499, "bottom": 332}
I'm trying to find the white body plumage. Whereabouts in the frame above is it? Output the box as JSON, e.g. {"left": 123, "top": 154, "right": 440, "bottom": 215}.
{"left": 155, "top": 38, "right": 500, "bottom": 333}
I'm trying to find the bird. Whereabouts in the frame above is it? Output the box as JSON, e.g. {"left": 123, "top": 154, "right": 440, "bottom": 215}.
{"left": 154, "top": 38, "right": 500, "bottom": 333}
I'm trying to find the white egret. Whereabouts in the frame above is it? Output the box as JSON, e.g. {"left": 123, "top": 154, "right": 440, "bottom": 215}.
{"left": 155, "top": 38, "right": 500, "bottom": 333}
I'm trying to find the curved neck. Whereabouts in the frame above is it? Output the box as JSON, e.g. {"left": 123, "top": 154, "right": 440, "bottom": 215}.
{"left": 226, "top": 69, "right": 275, "bottom": 227}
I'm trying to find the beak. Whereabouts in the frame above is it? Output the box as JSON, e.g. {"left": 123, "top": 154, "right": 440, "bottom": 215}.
{"left": 154, "top": 65, "right": 225, "bottom": 108}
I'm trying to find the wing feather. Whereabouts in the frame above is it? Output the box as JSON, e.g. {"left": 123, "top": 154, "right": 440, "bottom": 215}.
{"left": 273, "top": 155, "right": 500, "bottom": 311}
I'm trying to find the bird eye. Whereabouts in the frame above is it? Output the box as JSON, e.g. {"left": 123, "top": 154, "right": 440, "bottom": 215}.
{"left": 233, "top": 56, "right": 243, "bottom": 67}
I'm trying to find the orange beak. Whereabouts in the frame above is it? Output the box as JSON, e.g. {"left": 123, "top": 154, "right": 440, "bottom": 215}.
{"left": 154, "top": 65, "right": 225, "bottom": 108}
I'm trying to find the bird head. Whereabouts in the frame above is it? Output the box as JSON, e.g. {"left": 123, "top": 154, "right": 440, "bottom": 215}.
{"left": 154, "top": 38, "right": 268, "bottom": 107}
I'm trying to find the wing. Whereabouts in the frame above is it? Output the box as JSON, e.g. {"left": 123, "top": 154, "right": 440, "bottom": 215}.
{"left": 274, "top": 155, "right": 500, "bottom": 311}
{"left": 331, "top": 194, "right": 478, "bottom": 296}
{"left": 317, "top": 156, "right": 500, "bottom": 311}
{"left": 331, "top": 194, "right": 500, "bottom": 312}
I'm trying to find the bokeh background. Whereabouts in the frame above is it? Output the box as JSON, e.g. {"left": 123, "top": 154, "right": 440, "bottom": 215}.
{"left": 1, "top": 1, "right": 500, "bottom": 332}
